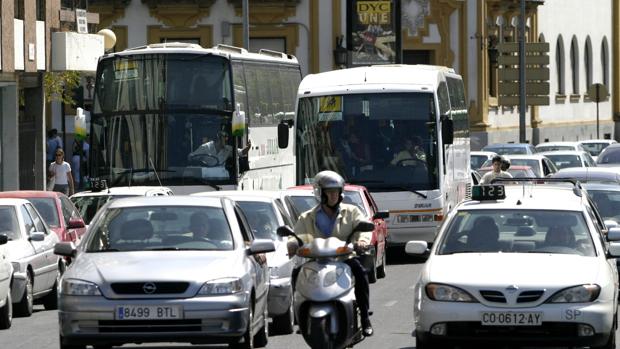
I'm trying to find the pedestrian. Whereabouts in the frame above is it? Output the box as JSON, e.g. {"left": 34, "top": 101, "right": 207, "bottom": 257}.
{"left": 48, "top": 149, "right": 74, "bottom": 196}
{"left": 46, "top": 129, "right": 62, "bottom": 163}
{"left": 480, "top": 155, "right": 513, "bottom": 184}
{"left": 71, "top": 138, "right": 83, "bottom": 190}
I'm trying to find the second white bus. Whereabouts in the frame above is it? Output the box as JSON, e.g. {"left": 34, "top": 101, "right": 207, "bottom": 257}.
{"left": 278, "top": 65, "right": 470, "bottom": 246}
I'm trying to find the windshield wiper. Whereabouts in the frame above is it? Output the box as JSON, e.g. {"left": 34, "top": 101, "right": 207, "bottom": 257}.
{"left": 382, "top": 185, "right": 428, "bottom": 199}
{"left": 92, "top": 248, "right": 120, "bottom": 252}
{"left": 348, "top": 180, "right": 428, "bottom": 198}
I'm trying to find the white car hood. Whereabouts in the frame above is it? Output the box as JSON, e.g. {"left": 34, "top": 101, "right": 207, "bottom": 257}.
{"left": 427, "top": 253, "right": 602, "bottom": 288}
{"left": 71, "top": 250, "right": 247, "bottom": 283}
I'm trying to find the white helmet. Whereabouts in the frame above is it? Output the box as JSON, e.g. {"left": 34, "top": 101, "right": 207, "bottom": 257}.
{"left": 313, "top": 170, "right": 345, "bottom": 207}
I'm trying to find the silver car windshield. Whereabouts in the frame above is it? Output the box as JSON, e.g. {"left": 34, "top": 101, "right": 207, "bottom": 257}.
{"left": 86, "top": 206, "right": 233, "bottom": 252}
{"left": 437, "top": 210, "right": 595, "bottom": 257}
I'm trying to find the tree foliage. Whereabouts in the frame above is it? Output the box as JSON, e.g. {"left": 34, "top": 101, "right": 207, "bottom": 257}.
{"left": 43, "top": 71, "right": 81, "bottom": 105}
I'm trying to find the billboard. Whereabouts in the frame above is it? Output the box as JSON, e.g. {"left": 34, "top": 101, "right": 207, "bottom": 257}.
{"left": 347, "top": 0, "right": 401, "bottom": 67}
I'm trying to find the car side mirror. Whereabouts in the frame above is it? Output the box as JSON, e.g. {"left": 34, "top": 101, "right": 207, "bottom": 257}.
{"left": 373, "top": 211, "right": 389, "bottom": 220}
{"left": 405, "top": 240, "right": 428, "bottom": 255}
{"left": 54, "top": 241, "right": 77, "bottom": 258}
{"left": 607, "top": 227, "right": 620, "bottom": 241}
{"left": 0, "top": 234, "right": 7, "bottom": 245}
{"left": 29, "top": 232, "right": 45, "bottom": 242}
{"left": 68, "top": 218, "right": 86, "bottom": 229}
{"left": 277, "top": 226, "right": 294, "bottom": 237}
{"left": 248, "top": 239, "right": 276, "bottom": 255}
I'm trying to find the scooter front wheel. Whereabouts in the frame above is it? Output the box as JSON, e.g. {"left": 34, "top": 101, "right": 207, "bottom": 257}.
{"left": 308, "top": 316, "right": 334, "bottom": 349}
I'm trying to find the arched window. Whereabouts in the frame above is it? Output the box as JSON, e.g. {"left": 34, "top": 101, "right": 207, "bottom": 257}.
{"left": 556, "top": 35, "right": 565, "bottom": 95}
{"left": 584, "top": 36, "right": 593, "bottom": 90}
{"left": 602, "top": 37, "right": 610, "bottom": 88}
{"left": 570, "top": 36, "right": 579, "bottom": 94}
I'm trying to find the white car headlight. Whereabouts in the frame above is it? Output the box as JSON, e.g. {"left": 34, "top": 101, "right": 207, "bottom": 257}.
{"left": 61, "top": 279, "right": 102, "bottom": 296}
{"left": 323, "top": 266, "right": 345, "bottom": 287}
{"left": 198, "top": 278, "right": 243, "bottom": 295}
{"left": 549, "top": 284, "right": 601, "bottom": 303}
{"left": 425, "top": 283, "right": 476, "bottom": 302}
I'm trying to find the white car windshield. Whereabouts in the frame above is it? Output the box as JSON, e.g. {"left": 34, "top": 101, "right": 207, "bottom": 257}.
{"left": 86, "top": 206, "right": 233, "bottom": 252}
{"left": 437, "top": 209, "right": 595, "bottom": 257}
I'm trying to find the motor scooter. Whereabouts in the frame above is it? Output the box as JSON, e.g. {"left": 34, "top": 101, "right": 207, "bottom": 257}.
{"left": 277, "top": 222, "right": 375, "bottom": 349}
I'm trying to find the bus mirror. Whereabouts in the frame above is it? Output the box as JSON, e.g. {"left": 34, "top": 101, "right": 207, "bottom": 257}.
{"left": 278, "top": 122, "right": 289, "bottom": 148}
{"left": 441, "top": 116, "right": 454, "bottom": 145}
{"left": 239, "top": 156, "right": 250, "bottom": 173}
{"left": 232, "top": 103, "right": 246, "bottom": 137}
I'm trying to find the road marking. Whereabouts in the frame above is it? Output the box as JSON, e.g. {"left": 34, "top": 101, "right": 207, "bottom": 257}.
{"left": 384, "top": 300, "right": 397, "bottom": 307}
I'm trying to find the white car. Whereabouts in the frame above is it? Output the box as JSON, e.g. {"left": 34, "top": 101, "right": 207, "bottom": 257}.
{"left": 535, "top": 141, "right": 586, "bottom": 153}
{"left": 578, "top": 139, "right": 617, "bottom": 161}
{"left": 470, "top": 151, "right": 498, "bottom": 170}
{"left": 192, "top": 190, "right": 297, "bottom": 334}
{"left": 0, "top": 199, "right": 61, "bottom": 317}
{"left": 0, "top": 234, "right": 12, "bottom": 329}
{"left": 539, "top": 150, "right": 597, "bottom": 170}
{"left": 71, "top": 186, "right": 173, "bottom": 224}
{"left": 406, "top": 182, "right": 619, "bottom": 348}
{"left": 482, "top": 154, "right": 559, "bottom": 177}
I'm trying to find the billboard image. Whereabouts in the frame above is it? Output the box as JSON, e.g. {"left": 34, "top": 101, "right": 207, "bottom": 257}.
{"left": 347, "top": 0, "right": 400, "bottom": 66}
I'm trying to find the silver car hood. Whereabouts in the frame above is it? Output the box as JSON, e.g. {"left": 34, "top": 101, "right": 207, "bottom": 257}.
{"left": 69, "top": 250, "right": 247, "bottom": 284}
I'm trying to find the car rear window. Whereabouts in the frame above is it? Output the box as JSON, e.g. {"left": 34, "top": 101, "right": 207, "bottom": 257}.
{"left": 28, "top": 198, "right": 59, "bottom": 227}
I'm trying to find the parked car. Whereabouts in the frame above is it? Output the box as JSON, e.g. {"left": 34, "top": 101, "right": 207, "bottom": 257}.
{"left": 0, "top": 191, "right": 86, "bottom": 244}
{"left": 470, "top": 151, "right": 498, "bottom": 170}
{"left": 191, "top": 190, "right": 296, "bottom": 334}
{"left": 0, "top": 198, "right": 61, "bottom": 317}
{"left": 551, "top": 167, "right": 620, "bottom": 184}
{"left": 578, "top": 139, "right": 617, "bottom": 161}
{"left": 54, "top": 196, "right": 274, "bottom": 349}
{"left": 481, "top": 154, "right": 558, "bottom": 177}
{"left": 596, "top": 143, "right": 620, "bottom": 169}
{"left": 71, "top": 185, "right": 174, "bottom": 224}
{"left": 283, "top": 184, "right": 389, "bottom": 283}
{"left": 535, "top": 141, "right": 586, "bottom": 153}
{"left": 539, "top": 150, "right": 597, "bottom": 170}
{"left": 477, "top": 165, "right": 537, "bottom": 179}
{"left": 481, "top": 143, "right": 537, "bottom": 155}
{"left": 0, "top": 234, "right": 11, "bottom": 329}
{"left": 583, "top": 183, "right": 620, "bottom": 227}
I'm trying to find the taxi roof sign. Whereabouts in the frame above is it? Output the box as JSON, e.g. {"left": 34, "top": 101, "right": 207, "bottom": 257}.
{"left": 472, "top": 185, "right": 505, "bottom": 201}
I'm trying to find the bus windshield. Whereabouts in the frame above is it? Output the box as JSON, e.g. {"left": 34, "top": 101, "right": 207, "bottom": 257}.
{"left": 92, "top": 53, "right": 237, "bottom": 187}
{"left": 296, "top": 92, "right": 439, "bottom": 191}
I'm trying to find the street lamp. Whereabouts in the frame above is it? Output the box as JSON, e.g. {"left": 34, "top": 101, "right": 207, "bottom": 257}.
{"left": 333, "top": 35, "right": 348, "bottom": 68}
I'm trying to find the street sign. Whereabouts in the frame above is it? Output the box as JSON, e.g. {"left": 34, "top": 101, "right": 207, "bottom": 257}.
{"left": 497, "top": 41, "right": 550, "bottom": 106}
{"left": 587, "top": 83, "right": 609, "bottom": 102}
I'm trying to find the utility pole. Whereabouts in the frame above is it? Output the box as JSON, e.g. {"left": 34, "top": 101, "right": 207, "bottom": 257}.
{"left": 519, "top": 0, "right": 527, "bottom": 143}
{"left": 242, "top": 0, "right": 249, "bottom": 50}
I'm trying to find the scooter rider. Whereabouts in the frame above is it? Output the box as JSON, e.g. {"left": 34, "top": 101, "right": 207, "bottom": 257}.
{"left": 288, "top": 170, "right": 374, "bottom": 336}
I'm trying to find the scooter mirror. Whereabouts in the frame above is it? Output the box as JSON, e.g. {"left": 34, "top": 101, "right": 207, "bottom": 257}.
{"left": 353, "top": 221, "right": 375, "bottom": 233}
{"left": 277, "top": 226, "right": 294, "bottom": 237}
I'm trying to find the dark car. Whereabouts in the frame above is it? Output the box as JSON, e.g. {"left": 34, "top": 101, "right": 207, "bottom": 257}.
{"left": 482, "top": 143, "right": 538, "bottom": 155}
{"left": 550, "top": 167, "right": 620, "bottom": 184}
{"left": 0, "top": 191, "right": 86, "bottom": 243}
{"left": 596, "top": 143, "right": 620, "bottom": 169}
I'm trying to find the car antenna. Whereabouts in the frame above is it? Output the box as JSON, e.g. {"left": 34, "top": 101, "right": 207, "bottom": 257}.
{"left": 149, "top": 157, "right": 163, "bottom": 187}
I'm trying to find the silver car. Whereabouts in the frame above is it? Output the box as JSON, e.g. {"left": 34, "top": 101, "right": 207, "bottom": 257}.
{"left": 0, "top": 198, "right": 61, "bottom": 318}
{"left": 193, "top": 190, "right": 297, "bottom": 334}
{"left": 55, "top": 196, "right": 274, "bottom": 349}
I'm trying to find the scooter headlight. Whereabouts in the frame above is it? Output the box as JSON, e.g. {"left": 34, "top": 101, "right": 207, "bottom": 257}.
{"left": 302, "top": 268, "right": 320, "bottom": 287}
{"left": 323, "top": 266, "right": 346, "bottom": 287}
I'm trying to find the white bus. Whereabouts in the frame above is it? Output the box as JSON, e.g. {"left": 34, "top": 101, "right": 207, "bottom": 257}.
{"left": 278, "top": 65, "right": 470, "bottom": 246}
{"left": 89, "top": 43, "right": 301, "bottom": 194}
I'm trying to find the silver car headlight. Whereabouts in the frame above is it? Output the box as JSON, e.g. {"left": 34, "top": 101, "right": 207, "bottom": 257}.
{"left": 549, "top": 284, "right": 601, "bottom": 303}
{"left": 323, "top": 266, "right": 345, "bottom": 287}
{"left": 425, "top": 283, "right": 476, "bottom": 302}
{"left": 198, "top": 278, "right": 243, "bottom": 295}
{"left": 61, "top": 279, "right": 102, "bottom": 296}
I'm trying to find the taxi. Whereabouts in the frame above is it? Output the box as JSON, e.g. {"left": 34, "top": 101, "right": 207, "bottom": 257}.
{"left": 406, "top": 179, "right": 619, "bottom": 348}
